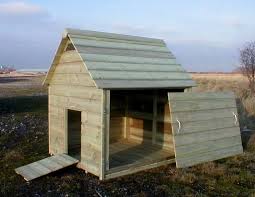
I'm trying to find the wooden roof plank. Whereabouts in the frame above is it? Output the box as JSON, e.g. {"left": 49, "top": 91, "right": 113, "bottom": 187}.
{"left": 90, "top": 70, "right": 191, "bottom": 80}
{"left": 84, "top": 61, "right": 185, "bottom": 72}
{"left": 81, "top": 53, "right": 177, "bottom": 64}
{"left": 75, "top": 45, "right": 174, "bottom": 59}
{"left": 71, "top": 37, "right": 168, "bottom": 52}
{"left": 44, "top": 28, "right": 195, "bottom": 88}
{"left": 65, "top": 28, "right": 165, "bottom": 44}
{"left": 95, "top": 79, "right": 196, "bottom": 89}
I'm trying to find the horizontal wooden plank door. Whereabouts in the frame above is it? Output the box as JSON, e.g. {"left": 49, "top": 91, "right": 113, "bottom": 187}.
{"left": 168, "top": 92, "right": 243, "bottom": 168}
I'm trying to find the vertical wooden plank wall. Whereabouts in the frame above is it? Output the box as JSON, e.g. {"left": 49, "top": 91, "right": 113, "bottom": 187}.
{"left": 109, "top": 93, "right": 125, "bottom": 142}
{"left": 119, "top": 91, "right": 173, "bottom": 150}
{"left": 155, "top": 99, "right": 173, "bottom": 150}
{"left": 48, "top": 48, "right": 103, "bottom": 177}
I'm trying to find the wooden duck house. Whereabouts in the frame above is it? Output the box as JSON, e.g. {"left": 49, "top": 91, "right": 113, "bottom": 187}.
{"left": 15, "top": 28, "right": 243, "bottom": 181}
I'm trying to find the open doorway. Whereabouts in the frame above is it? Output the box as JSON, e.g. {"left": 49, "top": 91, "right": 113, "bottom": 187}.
{"left": 67, "top": 109, "right": 81, "bottom": 160}
{"left": 108, "top": 89, "right": 183, "bottom": 171}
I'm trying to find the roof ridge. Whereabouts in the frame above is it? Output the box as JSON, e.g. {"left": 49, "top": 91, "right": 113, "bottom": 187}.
{"left": 64, "top": 28, "right": 165, "bottom": 44}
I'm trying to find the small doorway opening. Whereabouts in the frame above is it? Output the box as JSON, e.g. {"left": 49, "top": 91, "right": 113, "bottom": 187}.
{"left": 67, "top": 109, "right": 81, "bottom": 160}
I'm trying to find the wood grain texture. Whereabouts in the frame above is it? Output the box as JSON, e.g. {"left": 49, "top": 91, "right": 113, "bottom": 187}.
{"left": 45, "top": 29, "right": 194, "bottom": 88}
{"left": 69, "top": 29, "right": 195, "bottom": 89}
{"left": 81, "top": 53, "right": 176, "bottom": 64}
{"left": 169, "top": 92, "right": 235, "bottom": 101}
{"left": 95, "top": 79, "right": 196, "bottom": 89}
{"left": 50, "top": 73, "right": 95, "bottom": 87}
{"left": 51, "top": 62, "right": 84, "bottom": 74}
{"left": 177, "top": 145, "right": 243, "bottom": 168}
{"left": 49, "top": 95, "right": 101, "bottom": 114}
{"left": 110, "top": 117, "right": 125, "bottom": 142}
{"left": 168, "top": 92, "right": 243, "bottom": 168}
{"left": 170, "top": 99, "right": 237, "bottom": 113}
{"left": 15, "top": 154, "right": 78, "bottom": 181}
{"left": 84, "top": 61, "right": 185, "bottom": 72}
{"left": 47, "top": 48, "right": 103, "bottom": 176}
{"left": 71, "top": 38, "right": 168, "bottom": 52}
{"left": 102, "top": 90, "right": 110, "bottom": 175}
{"left": 44, "top": 29, "right": 195, "bottom": 89}
{"left": 58, "top": 50, "right": 83, "bottom": 63}
{"left": 66, "top": 28, "right": 166, "bottom": 45}
{"left": 76, "top": 45, "right": 173, "bottom": 59}
{"left": 106, "top": 158, "right": 175, "bottom": 180}
{"left": 50, "top": 85, "right": 101, "bottom": 101}
{"left": 89, "top": 70, "right": 190, "bottom": 80}
{"left": 172, "top": 117, "right": 239, "bottom": 135}
{"left": 108, "top": 139, "right": 174, "bottom": 171}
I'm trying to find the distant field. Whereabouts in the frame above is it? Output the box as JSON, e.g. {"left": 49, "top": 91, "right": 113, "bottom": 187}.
{"left": 192, "top": 72, "right": 247, "bottom": 81}
{"left": 0, "top": 72, "right": 248, "bottom": 95}
{"left": 0, "top": 74, "right": 46, "bottom": 97}
{"left": 0, "top": 72, "right": 255, "bottom": 196}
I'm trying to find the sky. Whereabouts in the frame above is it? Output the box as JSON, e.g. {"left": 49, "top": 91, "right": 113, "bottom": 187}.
{"left": 0, "top": 0, "right": 254, "bottom": 72}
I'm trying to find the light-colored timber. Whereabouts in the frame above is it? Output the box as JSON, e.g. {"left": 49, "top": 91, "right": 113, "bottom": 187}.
{"left": 15, "top": 154, "right": 78, "bottom": 181}
{"left": 16, "top": 28, "right": 243, "bottom": 181}
{"left": 168, "top": 92, "right": 243, "bottom": 168}
{"left": 44, "top": 28, "right": 194, "bottom": 88}
{"left": 109, "top": 139, "right": 174, "bottom": 169}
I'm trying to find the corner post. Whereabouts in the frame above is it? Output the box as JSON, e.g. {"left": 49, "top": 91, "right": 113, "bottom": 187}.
{"left": 100, "top": 89, "right": 110, "bottom": 180}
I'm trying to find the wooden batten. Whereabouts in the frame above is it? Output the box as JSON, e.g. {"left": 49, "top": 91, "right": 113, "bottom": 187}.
{"left": 105, "top": 158, "right": 175, "bottom": 180}
{"left": 100, "top": 90, "right": 110, "bottom": 180}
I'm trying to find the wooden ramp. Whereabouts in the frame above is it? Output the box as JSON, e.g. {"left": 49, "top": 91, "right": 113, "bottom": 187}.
{"left": 15, "top": 154, "right": 79, "bottom": 181}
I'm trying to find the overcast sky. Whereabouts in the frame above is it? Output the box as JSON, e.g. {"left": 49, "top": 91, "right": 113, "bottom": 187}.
{"left": 0, "top": 0, "right": 254, "bottom": 71}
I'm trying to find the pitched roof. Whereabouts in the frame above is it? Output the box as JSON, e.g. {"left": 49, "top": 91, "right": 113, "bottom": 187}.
{"left": 44, "top": 28, "right": 195, "bottom": 89}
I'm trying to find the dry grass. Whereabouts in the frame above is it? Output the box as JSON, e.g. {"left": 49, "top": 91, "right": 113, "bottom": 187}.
{"left": 0, "top": 73, "right": 255, "bottom": 196}
{"left": 0, "top": 75, "right": 46, "bottom": 98}
{"left": 192, "top": 73, "right": 255, "bottom": 130}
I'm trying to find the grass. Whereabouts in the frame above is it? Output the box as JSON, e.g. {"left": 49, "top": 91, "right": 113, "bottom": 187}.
{"left": 0, "top": 75, "right": 46, "bottom": 98}
{"left": 192, "top": 74, "right": 255, "bottom": 130}
{"left": 0, "top": 74, "right": 255, "bottom": 196}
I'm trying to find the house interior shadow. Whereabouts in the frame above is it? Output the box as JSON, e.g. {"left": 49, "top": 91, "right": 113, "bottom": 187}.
{"left": 109, "top": 90, "right": 174, "bottom": 169}
{"left": 109, "top": 116, "right": 171, "bottom": 169}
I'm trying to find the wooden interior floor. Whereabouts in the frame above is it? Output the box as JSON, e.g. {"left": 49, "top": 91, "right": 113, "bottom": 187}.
{"left": 109, "top": 139, "right": 174, "bottom": 170}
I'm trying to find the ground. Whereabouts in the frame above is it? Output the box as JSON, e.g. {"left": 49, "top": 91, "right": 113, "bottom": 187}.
{"left": 0, "top": 73, "right": 255, "bottom": 196}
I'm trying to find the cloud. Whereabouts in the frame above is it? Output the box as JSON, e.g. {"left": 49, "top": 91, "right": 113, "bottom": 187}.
{"left": 110, "top": 23, "right": 240, "bottom": 72}
{"left": 111, "top": 23, "right": 230, "bottom": 48}
{"left": 0, "top": 2, "right": 65, "bottom": 69}
{"left": 0, "top": 1, "right": 43, "bottom": 15}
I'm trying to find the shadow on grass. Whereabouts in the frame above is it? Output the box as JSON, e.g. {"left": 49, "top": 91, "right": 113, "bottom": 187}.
{"left": 0, "top": 95, "right": 48, "bottom": 114}
{"left": 0, "top": 77, "right": 29, "bottom": 84}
